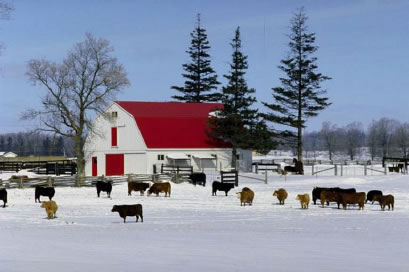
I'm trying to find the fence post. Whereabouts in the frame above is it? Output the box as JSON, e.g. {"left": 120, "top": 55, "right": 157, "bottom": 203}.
{"left": 312, "top": 164, "right": 315, "bottom": 176}
{"left": 18, "top": 176, "right": 23, "bottom": 189}
{"left": 152, "top": 174, "right": 158, "bottom": 183}
{"left": 255, "top": 163, "right": 258, "bottom": 174}
{"left": 334, "top": 164, "right": 338, "bottom": 176}
{"left": 384, "top": 165, "right": 387, "bottom": 175}
{"left": 340, "top": 164, "right": 343, "bottom": 176}
{"left": 264, "top": 170, "right": 268, "bottom": 184}
{"left": 364, "top": 163, "right": 367, "bottom": 176}
{"left": 47, "top": 176, "right": 54, "bottom": 187}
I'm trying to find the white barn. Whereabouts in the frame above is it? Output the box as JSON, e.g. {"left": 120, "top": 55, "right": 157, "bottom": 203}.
{"left": 84, "top": 101, "right": 252, "bottom": 176}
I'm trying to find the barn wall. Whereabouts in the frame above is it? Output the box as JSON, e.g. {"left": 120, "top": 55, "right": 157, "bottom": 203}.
{"left": 84, "top": 103, "right": 147, "bottom": 176}
{"left": 125, "top": 153, "right": 148, "bottom": 174}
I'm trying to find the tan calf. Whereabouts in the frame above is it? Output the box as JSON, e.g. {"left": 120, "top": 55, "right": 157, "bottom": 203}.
{"left": 296, "top": 193, "right": 310, "bottom": 209}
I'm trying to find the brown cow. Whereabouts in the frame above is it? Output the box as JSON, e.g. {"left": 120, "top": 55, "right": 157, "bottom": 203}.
{"left": 128, "top": 182, "right": 150, "bottom": 196}
{"left": 41, "top": 200, "right": 58, "bottom": 219}
{"left": 111, "top": 204, "right": 143, "bottom": 223}
{"left": 320, "top": 191, "right": 341, "bottom": 209}
{"left": 339, "top": 192, "right": 366, "bottom": 210}
{"left": 273, "top": 188, "right": 288, "bottom": 205}
{"left": 237, "top": 188, "right": 254, "bottom": 206}
{"left": 373, "top": 194, "right": 394, "bottom": 211}
{"left": 147, "top": 182, "right": 171, "bottom": 197}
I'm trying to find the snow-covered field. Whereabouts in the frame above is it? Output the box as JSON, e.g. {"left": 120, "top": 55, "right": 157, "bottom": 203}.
{"left": 1, "top": 171, "right": 409, "bottom": 272}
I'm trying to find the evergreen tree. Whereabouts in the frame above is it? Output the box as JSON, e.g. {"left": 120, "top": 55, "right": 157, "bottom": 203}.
{"left": 6, "top": 136, "right": 12, "bottom": 152}
{"left": 0, "top": 136, "right": 4, "bottom": 151}
{"left": 263, "top": 8, "right": 331, "bottom": 162}
{"left": 171, "top": 14, "right": 220, "bottom": 102}
{"left": 208, "top": 27, "right": 275, "bottom": 167}
{"left": 55, "top": 136, "right": 65, "bottom": 156}
{"left": 42, "top": 137, "right": 50, "bottom": 155}
{"left": 15, "top": 133, "right": 25, "bottom": 155}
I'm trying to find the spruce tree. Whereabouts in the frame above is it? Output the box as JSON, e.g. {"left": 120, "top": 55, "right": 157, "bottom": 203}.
{"left": 0, "top": 136, "right": 4, "bottom": 151}
{"left": 42, "top": 137, "right": 50, "bottom": 155}
{"left": 171, "top": 14, "right": 220, "bottom": 102}
{"left": 263, "top": 8, "right": 331, "bottom": 162}
{"left": 209, "top": 27, "right": 275, "bottom": 168}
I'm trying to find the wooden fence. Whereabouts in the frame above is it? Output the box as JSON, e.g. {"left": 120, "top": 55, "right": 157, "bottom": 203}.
{"left": 0, "top": 160, "right": 76, "bottom": 176}
{"left": 0, "top": 172, "right": 178, "bottom": 189}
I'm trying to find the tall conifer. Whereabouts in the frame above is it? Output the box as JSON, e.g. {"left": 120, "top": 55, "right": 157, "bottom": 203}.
{"left": 209, "top": 27, "right": 275, "bottom": 167}
{"left": 171, "top": 14, "right": 220, "bottom": 102}
{"left": 263, "top": 8, "right": 331, "bottom": 162}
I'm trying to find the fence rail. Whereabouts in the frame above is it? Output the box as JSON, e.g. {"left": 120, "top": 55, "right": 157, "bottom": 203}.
{"left": 0, "top": 160, "right": 76, "bottom": 176}
{"left": 0, "top": 172, "right": 177, "bottom": 189}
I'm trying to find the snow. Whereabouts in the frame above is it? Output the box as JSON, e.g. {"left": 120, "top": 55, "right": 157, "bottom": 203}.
{"left": 1, "top": 171, "right": 409, "bottom": 271}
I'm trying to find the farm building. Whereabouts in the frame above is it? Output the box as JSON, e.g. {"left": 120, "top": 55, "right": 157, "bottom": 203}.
{"left": 84, "top": 101, "right": 252, "bottom": 176}
{"left": 0, "top": 152, "right": 18, "bottom": 158}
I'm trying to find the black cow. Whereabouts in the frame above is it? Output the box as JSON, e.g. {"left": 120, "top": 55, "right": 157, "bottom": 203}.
{"left": 189, "top": 172, "right": 206, "bottom": 186}
{"left": 334, "top": 188, "right": 356, "bottom": 194}
{"left": 312, "top": 187, "right": 339, "bottom": 205}
{"left": 312, "top": 187, "right": 356, "bottom": 205}
{"left": 96, "top": 180, "right": 112, "bottom": 198}
{"left": 111, "top": 204, "right": 143, "bottom": 223}
{"left": 366, "top": 190, "right": 383, "bottom": 204}
{"left": 212, "top": 181, "right": 235, "bottom": 196}
{"left": 35, "top": 186, "right": 55, "bottom": 203}
{"left": 0, "top": 188, "right": 7, "bottom": 208}
{"left": 284, "top": 158, "right": 304, "bottom": 175}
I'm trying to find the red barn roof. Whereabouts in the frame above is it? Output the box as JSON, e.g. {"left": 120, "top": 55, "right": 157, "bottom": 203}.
{"left": 115, "top": 101, "right": 230, "bottom": 149}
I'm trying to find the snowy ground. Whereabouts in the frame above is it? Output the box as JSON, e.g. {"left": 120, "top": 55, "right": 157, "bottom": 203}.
{"left": 1, "top": 171, "right": 409, "bottom": 271}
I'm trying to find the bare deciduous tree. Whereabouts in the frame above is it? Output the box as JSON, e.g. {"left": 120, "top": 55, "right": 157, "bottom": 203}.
{"left": 344, "top": 122, "right": 365, "bottom": 160}
{"left": 23, "top": 33, "right": 130, "bottom": 186}
{"left": 320, "top": 121, "right": 339, "bottom": 161}
{"left": 367, "top": 118, "right": 398, "bottom": 159}
{"left": 0, "top": 1, "right": 13, "bottom": 54}
{"left": 392, "top": 122, "right": 409, "bottom": 158}
{"left": 0, "top": 2, "right": 12, "bottom": 19}
{"left": 303, "top": 131, "right": 320, "bottom": 160}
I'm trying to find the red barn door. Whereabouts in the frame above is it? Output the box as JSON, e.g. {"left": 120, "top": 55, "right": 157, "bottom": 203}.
{"left": 92, "top": 156, "right": 98, "bottom": 177}
{"left": 105, "top": 154, "right": 124, "bottom": 176}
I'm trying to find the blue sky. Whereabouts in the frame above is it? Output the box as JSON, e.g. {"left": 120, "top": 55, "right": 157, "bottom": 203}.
{"left": 0, "top": 0, "right": 408, "bottom": 133}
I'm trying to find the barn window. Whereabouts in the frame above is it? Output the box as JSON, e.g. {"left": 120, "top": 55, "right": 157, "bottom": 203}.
{"left": 111, "top": 127, "right": 118, "bottom": 147}
{"left": 112, "top": 111, "right": 118, "bottom": 118}
{"left": 157, "top": 154, "right": 164, "bottom": 161}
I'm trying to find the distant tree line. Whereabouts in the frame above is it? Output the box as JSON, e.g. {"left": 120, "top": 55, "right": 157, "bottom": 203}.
{"left": 0, "top": 132, "right": 74, "bottom": 157}
{"left": 301, "top": 118, "right": 409, "bottom": 160}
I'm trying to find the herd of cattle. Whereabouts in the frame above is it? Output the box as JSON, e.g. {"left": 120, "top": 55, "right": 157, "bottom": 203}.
{"left": 0, "top": 176, "right": 396, "bottom": 223}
